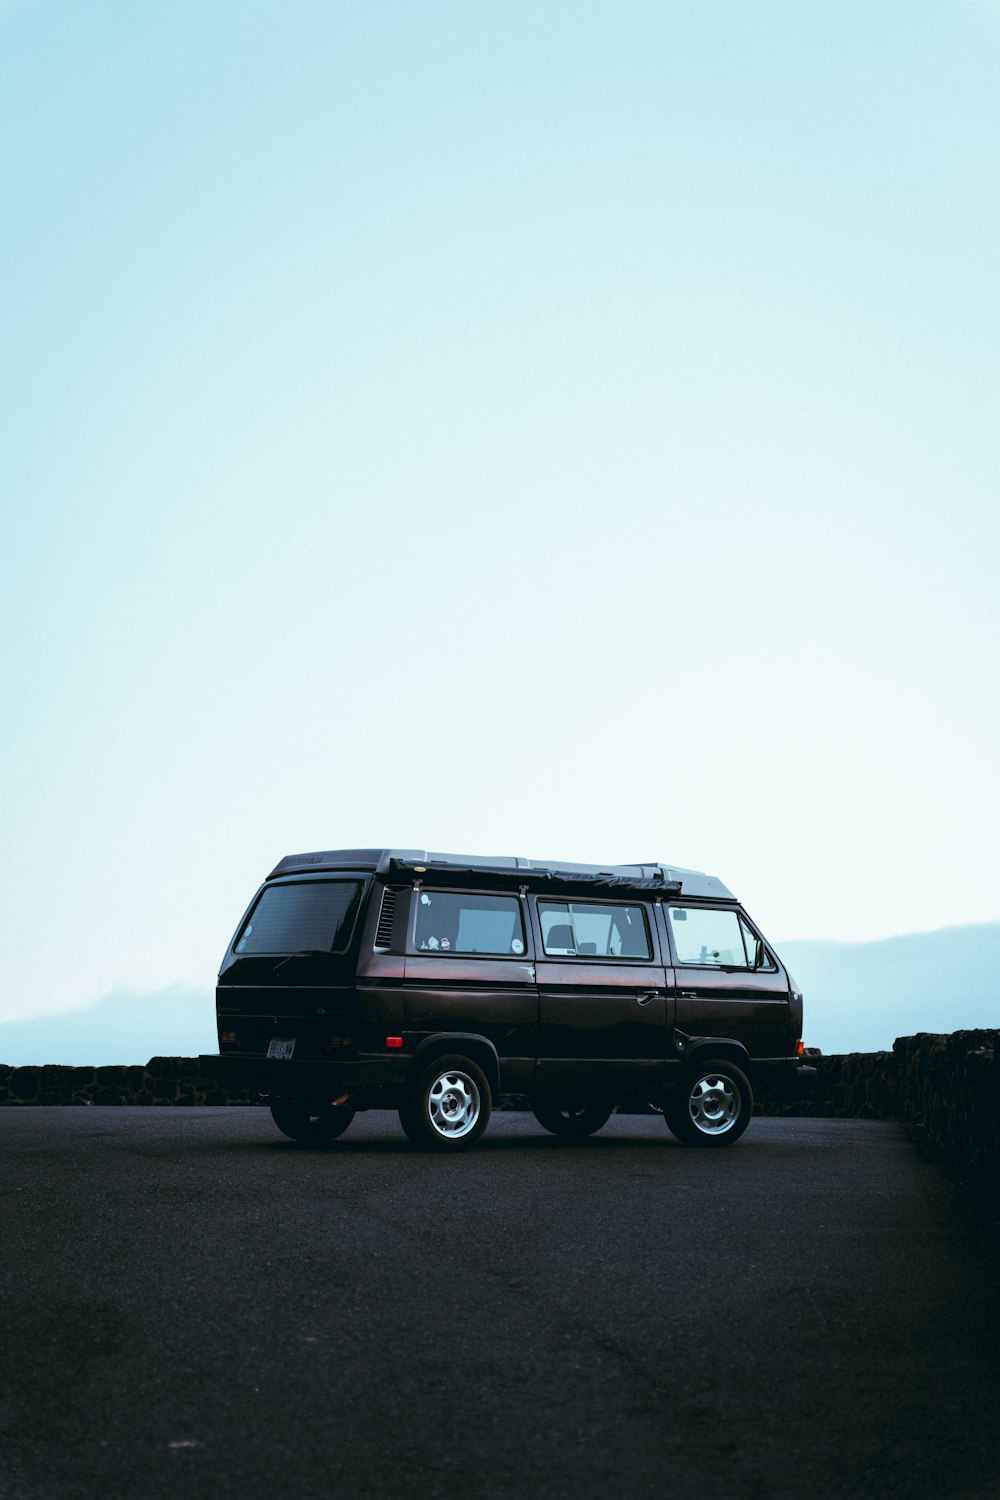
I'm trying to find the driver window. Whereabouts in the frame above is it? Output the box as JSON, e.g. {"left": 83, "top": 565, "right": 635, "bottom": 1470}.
{"left": 668, "top": 907, "right": 746, "bottom": 967}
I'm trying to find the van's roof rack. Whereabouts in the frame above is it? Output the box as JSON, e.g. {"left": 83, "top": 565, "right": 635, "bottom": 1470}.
{"left": 266, "top": 849, "right": 735, "bottom": 901}
{"left": 388, "top": 858, "right": 681, "bottom": 897}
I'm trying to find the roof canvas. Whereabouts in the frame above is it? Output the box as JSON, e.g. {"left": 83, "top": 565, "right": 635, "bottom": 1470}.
{"left": 267, "top": 849, "right": 735, "bottom": 901}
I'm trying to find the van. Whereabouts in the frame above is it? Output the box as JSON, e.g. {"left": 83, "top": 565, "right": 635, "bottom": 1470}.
{"left": 205, "top": 848, "right": 810, "bottom": 1151}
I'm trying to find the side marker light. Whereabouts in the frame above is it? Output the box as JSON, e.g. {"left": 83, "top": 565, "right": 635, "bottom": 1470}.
{"left": 385, "top": 1036, "right": 403, "bottom": 1049}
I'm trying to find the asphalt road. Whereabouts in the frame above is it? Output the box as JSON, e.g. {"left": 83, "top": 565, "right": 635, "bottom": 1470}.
{"left": 2, "top": 1107, "right": 999, "bottom": 1500}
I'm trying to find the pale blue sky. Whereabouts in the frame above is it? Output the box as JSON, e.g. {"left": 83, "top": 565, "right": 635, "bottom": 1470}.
{"left": 2, "top": 1, "right": 999, "bottom": 1023}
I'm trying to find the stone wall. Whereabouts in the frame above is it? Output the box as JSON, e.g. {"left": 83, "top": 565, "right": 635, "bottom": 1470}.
{"left": 759, "top": 1030, "right": 1000, "bottom": 1198}
{"left": 0, "top": 1057, "right": 257, "bottom": 1107}
{"left": 2, "top": 1031, "right": 997, "bottom": 1196}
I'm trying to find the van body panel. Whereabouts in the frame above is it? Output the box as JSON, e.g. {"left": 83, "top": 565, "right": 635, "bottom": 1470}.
{"left": 214, "top": 983, "right": 356, "bottom": 1057}
{"left": 219, "top": 953, "right": 361, "bottom": 988}
{"left": 354, "top": 948, "right": 407, "bottom": 1038}
{"left": 671, "top": 968, "right": 791, "bottom": 1060}
{"left": 402, "top": 953, "right": 538, "bottom": 1089}
{"left": 206, "top": 1055, "right": 407, "bottom": 1091}
{"left": 534, "top": 958, "right": 668, "bottom": 1097}
{"left": 215, "top": 984, "right": 356, "bottom": 1018}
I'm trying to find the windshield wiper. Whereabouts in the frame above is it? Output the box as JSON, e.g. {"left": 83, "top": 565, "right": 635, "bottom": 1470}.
{"left": 272, "top": 950, "right": 327, "bottom": 975}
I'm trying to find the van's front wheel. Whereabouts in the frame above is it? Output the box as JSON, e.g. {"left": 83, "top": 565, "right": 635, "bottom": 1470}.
{"left": 399, "top": 1055, "right": 492, "bottom": 1151}
{"left": 269, "top": 1096, "right": 356, "bottom": 1145}
{"left": 664, "top": 1060, "right": 752, "bottom": 1147}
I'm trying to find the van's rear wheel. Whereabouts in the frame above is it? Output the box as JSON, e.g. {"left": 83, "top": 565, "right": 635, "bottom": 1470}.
{"left": 532, "top": 1101, "right": 614, "bottom": 1139}
{"left": 399, "top": 1055, "right": 491, "bottom": 1152}
{"left": 269, "top": 1096, "right": 356, "bottom": 1145}
{"left": 664, "top": 1060, "right": 752, "bottom": 1147}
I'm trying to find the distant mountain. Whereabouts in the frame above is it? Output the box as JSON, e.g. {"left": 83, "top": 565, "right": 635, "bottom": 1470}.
{"left": 0, "top": 925, "right": 996, "bottom": 1067}
{"left": 777, "top": 923, "right": 1000, "bottom": 1054}
{"left": 0, "top": 985, "right": 218, "bottom": 1068}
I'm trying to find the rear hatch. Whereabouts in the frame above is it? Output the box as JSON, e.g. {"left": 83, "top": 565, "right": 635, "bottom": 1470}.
{"left": 217, "top": 874, "right": 369, "bottom": 1059}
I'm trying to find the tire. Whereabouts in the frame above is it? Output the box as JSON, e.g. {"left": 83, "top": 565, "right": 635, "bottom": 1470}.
{"left": 269, "top": 1096, "right": 357, "bottom": 1145}
{"left": 532, "top": 1101, "right": 615, "bottom": 1139}
{"left": 399, "top": 1055, "right": 492, "bottom": 1152}
{"left": 664, "top": 1059, "right": 753, "bottom": 1147}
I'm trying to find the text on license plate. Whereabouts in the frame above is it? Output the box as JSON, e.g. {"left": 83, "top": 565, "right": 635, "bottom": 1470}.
{"left": 267, "top": 1038, "right": 296, "bottom": 1060}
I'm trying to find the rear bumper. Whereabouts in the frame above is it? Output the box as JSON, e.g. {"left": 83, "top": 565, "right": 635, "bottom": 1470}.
{"left": 198, "top": 1054, "right": 407, "bottom": 1094}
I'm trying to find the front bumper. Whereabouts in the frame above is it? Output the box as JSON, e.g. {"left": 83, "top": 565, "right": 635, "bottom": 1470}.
{"left": 750, "top": 1057, "right": 818, "bottom": 1092}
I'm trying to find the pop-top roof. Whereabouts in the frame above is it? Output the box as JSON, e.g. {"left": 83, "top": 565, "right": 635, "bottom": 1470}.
{"left": 266, "top": 848, "right": 735, "bottom": 901}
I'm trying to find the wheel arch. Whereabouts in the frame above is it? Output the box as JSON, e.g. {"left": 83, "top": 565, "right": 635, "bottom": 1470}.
{"left": 679, "top": 1038, "right": 753, "bottom": 1078}
{"left": 408, "top": 1033, "right": 500, "bottom": 1096}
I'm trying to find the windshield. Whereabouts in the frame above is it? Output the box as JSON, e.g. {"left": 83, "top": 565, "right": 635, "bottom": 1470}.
{"left": 234, "top": 879, "right": 364, "bottom": 956}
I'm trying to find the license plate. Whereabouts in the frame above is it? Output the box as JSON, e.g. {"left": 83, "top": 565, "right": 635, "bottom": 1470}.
{"left": 267, "top": 1037, "right": 296, "bottom": 1060}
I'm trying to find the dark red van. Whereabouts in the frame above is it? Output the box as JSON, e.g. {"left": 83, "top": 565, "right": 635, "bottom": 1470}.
{"left": 205, "top": 848, "right": 809, "bottom": 1150}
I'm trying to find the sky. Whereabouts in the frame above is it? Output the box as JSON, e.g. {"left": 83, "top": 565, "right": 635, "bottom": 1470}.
{"left": 2, "top": 0, "right": 999, "bottom": 1028}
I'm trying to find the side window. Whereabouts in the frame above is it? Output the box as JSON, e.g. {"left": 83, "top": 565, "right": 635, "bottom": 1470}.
{"left": 539, "top": 901, "right": 651, "bottom": 960}
{"left": 413, "top": 891, "right": 526, "bottom": 956}
{"left": 668, "top": 906, "right": 746, "bottom": 967}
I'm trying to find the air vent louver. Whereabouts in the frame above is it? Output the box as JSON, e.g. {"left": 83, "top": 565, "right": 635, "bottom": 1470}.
{"left": 374, "top": 888, "right": 398, "bottom": 949}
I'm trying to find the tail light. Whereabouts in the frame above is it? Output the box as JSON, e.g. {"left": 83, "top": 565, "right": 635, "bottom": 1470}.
{"left": 220, "top": 1031, "right": 241, "bottom": 1048}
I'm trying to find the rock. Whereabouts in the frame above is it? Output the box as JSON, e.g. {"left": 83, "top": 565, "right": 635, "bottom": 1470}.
{"left": 95, "top": 1065, "right": 128, "bottom": 1086}
{"left": 91, "top": 1086, "right": 125, "bottom": 1105}
{"left": 10, "top": 1067, "right": 39, "bottom": 1101}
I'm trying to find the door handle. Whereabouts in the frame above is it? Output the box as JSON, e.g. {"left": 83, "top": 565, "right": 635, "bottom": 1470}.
{"left": 636, "top": 991, "right": 658, "bottom": 1006}
{"left": 677, "top": 991, "right": 698, "bottom": 998}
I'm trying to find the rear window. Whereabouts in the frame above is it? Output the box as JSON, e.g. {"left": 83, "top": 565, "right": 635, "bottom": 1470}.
{"left": 235, "top": 880, "right": 364, "bottom": 955}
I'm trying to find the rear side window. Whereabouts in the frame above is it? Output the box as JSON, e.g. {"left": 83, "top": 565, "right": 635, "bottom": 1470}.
{"left": 539, "top": 901, "right": 651, "bottom": 959}
{"left": 668, "top": 906, "right": 746, "bottom": 967}
{"left": 414, "top": 892, "right": 526, "bottom": 956}
{"left": 235, "top": 880, "right": 364, "bottom": 955}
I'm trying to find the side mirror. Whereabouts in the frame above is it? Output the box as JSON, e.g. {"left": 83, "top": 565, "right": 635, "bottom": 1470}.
{"left": 753, "top": 938, "right": 765, "bottom": 970}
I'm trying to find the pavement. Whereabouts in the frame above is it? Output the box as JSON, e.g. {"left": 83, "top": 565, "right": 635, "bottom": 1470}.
{"left": 2, "top": 1107, "right": 999, "bottom": 1500}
